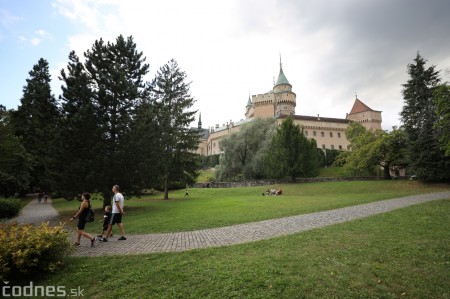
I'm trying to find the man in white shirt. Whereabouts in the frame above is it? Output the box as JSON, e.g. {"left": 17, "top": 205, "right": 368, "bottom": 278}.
{"left": 102, "top": 185, "right": 127, "bottom": 241}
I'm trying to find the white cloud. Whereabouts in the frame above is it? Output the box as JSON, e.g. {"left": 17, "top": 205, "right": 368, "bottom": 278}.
{"left": 50, "top": 0, "right": 450, "bottom": 131}
{"left": 0, "top": 9, "right": 20, "bottom": 27}
{"left": 30, "top": 37, "right": 42, "bottom": 46}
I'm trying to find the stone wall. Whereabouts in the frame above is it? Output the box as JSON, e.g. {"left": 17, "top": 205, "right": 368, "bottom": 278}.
{"left": 192, "top": 176, "right": 405, "bottom": 188}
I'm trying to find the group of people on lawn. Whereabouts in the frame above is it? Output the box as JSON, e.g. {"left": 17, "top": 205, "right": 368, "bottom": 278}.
{"left": 263, "top": 187, "right": 282, "bottom": 196}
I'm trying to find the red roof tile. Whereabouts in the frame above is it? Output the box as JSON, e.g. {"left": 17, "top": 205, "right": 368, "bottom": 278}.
{"left": 348, "top": 98, "right": 374, "bottom": 115}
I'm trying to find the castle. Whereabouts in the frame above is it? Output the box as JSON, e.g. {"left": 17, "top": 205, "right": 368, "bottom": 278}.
{"left": 196, "top": 60, "right": 382, "bottom": 156}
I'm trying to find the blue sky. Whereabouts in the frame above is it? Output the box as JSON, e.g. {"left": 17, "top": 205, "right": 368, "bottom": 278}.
{"left": 1, "top": 0, "right": 450, "bottom": 131}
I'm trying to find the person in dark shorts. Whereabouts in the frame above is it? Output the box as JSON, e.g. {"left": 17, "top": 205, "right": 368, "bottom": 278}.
{"left": 97, "top": 205, "right": 112, "bottom": 241}
{"left": 69, "top": 192, "right": 96, "bottom": 247}
{"left": 101, "top": 185, "right": 126, "bottom": 242}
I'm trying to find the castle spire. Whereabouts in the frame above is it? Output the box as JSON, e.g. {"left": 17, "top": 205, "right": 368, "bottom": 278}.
{"left": 198, "top": 112, "right": 202, "bottom": 129}
{"left": 275, "top": 55, "right": 290, "bottom": 86}
{"left": 279, "top": 53, "right": 282, "bottom": 70}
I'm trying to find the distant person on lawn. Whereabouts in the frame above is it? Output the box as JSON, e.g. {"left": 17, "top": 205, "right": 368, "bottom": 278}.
{"left": 102, "top": 185, "right": 126, "bottom": 242}
{"left": 69, "top": 192, "right": 96, "bottom": 247}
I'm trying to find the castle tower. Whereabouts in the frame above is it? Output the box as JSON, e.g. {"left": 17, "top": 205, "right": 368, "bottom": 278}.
{"left": 273, "top": 59, "right": 296, "bottom": 117}
{"left": 245, "top": 94, "right": 254, "bottom": 119}
{"left": 346, "top": 97, "right": 382, "bottom": 130}
{"left": 249, "top": 58, "right": 296, "bottom": 119}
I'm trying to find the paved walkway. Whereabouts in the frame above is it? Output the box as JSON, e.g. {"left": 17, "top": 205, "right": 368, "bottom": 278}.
{"left": 6, "top": 196, "right": 60, "bottom": 226}
{"left": 7, "top": 191, "right": 450, "bottom": 257}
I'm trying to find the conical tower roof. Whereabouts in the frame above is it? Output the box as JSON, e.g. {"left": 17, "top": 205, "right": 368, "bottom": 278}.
{"left": 246, "top": 94, "right": 252, "bottom": 107}
{"left": 275, "top": 67, "right": 290, "bottom": 86}
{"left": 275, "top": 57, "right": 290, "bottom": 86}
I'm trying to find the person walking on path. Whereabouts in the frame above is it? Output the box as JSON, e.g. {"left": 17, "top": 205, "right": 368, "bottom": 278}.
{"left": 184, "top": 189, "right": 189, "bottom": 197}
{"left": 69, "top": 192, "right": 96, "bottom": 247}
{"left": 97, "top": 205, "right": 112, "bottom": 241}
{"left": 101, "top": 185, "right": 126, "bottom": 242}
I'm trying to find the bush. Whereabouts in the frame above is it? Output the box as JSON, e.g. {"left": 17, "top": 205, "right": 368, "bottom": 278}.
{"left": 0, "top": 198, "right": 22, "bottom": 219}
{"left": 0, "top": 222, "right": 73, "bottom": 282}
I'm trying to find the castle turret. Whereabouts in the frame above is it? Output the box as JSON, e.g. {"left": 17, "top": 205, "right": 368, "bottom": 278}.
{"left": 245, "top": 94, "right": 254, "bottom": 119}
{"left": 273, "top": 58, "right": 296, "bottom": 117}
{"left": 198, "top": 112, "right": 202, "bottom": 129}
{"left": 346, "top": 97, "right": 382, "bottom": 130}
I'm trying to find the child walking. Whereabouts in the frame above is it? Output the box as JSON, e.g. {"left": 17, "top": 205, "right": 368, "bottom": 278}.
{"left": 97, "top": 205, "right": 112, "bottom": 241}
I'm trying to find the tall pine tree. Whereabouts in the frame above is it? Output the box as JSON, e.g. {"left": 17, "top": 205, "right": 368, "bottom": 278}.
{"left": 12, "top": 58, "right": 60, "bottom": 191}
{"left": 54, "top": 51, "right": 101, "bottom": 199}
{"left": 400, "top": 52, "right": 450, "bottom": 181}
{"left": 84, "top": 35, "right": 150, "bottom": 199}
{"left": 0, "top": 106, "right": 34, "bottom": 196}
{"left": 150, "top": 59, "right": 200, "bottom": 199}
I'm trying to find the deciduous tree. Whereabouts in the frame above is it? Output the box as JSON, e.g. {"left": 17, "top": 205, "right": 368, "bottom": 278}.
{"left": 216, "top": 118, "right": 276, "bottom": 181}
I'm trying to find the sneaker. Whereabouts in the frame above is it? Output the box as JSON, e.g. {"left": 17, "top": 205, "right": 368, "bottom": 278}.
{"left": 118, "top": 236, "right": 126, "bottom": 240}
{"left": 91, "top": 238, "right": 96, "bottom": 247}
{"left": 73, "top": 242, "right": 80, "bottom": 247}
{"left": 101, "top": 238, "right": 108, "bottom": 242}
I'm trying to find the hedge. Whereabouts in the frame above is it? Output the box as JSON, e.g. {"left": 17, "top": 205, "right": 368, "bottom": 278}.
{"left": 0, "top": 222, "right": 73, "bottom": 281}
{"left": 0, "top": 198, "right": 22, "bottom": 219}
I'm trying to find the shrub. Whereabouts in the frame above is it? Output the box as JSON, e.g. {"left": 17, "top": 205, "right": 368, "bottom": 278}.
{"left": 0, "top": 198, "right": 22, "bottom": 219}
{"left": 0, "top": 222, "right": 73, "bottom": 282}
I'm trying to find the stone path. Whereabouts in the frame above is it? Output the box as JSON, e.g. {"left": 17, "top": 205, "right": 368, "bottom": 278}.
{"left": 7, "top": 191, "right": 450, "bottom": 257}
{"left": 6, "top": 196, "right": 60, "bottom": 226}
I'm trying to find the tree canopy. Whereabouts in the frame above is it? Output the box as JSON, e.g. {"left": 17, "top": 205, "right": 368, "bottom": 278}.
{"left": 11, "top": 58, "right": 60, "bottom": 192}
{"left": 341, "top": 122, "right": 407, "bottom": 178}
{"left": 265, "top": 117, "right": 320, "bottom": 181}
{"left": 148, "top": 59, "right": 200, "bottom": 199}
{"left": 400, "top": 52, "right": 450, "bottom": 181}
{"left": 216, "top": 118, "right": 276, "bottom": 181}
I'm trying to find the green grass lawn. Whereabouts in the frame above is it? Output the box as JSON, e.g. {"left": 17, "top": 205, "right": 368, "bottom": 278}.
{"left": 38, "top": 199, "right": 450, "bottom": 298}
{"left": 53, "top": 180, "right": 449, "bottom": 234}
{"left": 197, "top": 168, "right": 216, "bottom": 182}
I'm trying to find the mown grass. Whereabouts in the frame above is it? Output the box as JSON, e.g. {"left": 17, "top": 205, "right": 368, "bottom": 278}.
{"left": 52, "top": 180, "right": 450, "bottom": 234}
{"left": 38, "top": 199, "right": 450, "bottom": 298}
{"left": 318, "top": 167, "right": 348, "bottom": 177}
{"left": 196, "top": 168, "right": 216, "bottom": 182}
{"left": 197, "top": 166, "right": 347, "bottom": 182}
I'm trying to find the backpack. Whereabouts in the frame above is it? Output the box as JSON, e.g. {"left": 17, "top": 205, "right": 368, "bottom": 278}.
{"left": 85, "top": 204, "right": 95, "bottom": 222}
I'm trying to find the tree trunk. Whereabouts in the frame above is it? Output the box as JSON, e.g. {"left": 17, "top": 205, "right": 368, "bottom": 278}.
{"left": 383, "top": 165, "right": 392, "bottom": 180}
{"left": 164, "top": 175, "right": 169, "bottom": 200}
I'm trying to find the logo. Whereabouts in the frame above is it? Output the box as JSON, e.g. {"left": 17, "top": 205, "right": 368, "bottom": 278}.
{"left": 1, "top": 281, "right": 84, "bottom": 297}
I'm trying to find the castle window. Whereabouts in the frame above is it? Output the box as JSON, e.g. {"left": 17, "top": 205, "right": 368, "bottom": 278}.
{"left": 330, "top": 132, "right": 333, "bottom": 137}
{"left": 313, "top": 131, "right": 317, "bottom": 137}
{"left": 339, "top": 145, "right": 342, "bottom": 150}
{"left": 322, "top": 144, "right": 326, "bottom": 149}
{"left": 321, "top": 132, "right": 324, "bottom": 137}
{"left": 338, "top": 133, "right": 341, "bottom": 138}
